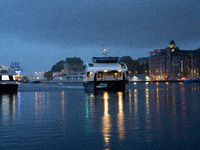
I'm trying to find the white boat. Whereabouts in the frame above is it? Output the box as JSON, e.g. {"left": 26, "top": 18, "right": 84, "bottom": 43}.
{"left": 52, "top": 73, "right": 84, "bottom": 83}
{"left": 29, "top": 76, "right": 40, "bottom": 83}
{"left": 83, "top": 47, "right": 129, "bottom": 91}
{"left": 0, "top": 65, "right": 18, "bottom": 93}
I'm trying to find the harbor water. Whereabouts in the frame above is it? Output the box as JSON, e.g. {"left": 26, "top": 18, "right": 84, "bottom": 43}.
{"left": 1, "top": 82, "right": 200, "bottom": 149}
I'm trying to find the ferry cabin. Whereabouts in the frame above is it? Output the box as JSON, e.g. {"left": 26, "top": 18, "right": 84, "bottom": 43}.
{"left": 87, "top": 70, "right": 123, "bottom": 82}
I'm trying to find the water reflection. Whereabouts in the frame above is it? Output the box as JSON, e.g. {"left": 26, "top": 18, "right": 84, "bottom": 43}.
{"left": 181, "top": 84, "right": 188, "bottom": 139}
{"left": 145, "top": 85, "right": 152, "bottom": 142}
{"left": 117, "top": 92, "right": 125, "bottom": 140}
{"left": 1, "top": 83, "right": 200, "bottom": 149}
{"left": 133, "top": 89, "right": 139, "bottom": 139}
{"left": 35, "top": 92, "right": 38, "bottom": 116}
{"left": 62, "top": 91, "right": 64, "bottom": 116}
{"left": 1, "top": 93, "right": 18, "bottom": 125}
{"left": 102, "top": 92, "right": 111, "bottom": 148}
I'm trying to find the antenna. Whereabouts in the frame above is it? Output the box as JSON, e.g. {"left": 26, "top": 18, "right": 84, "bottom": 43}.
{"left": 102, "top": 44, "right": 108, "bottom": 57}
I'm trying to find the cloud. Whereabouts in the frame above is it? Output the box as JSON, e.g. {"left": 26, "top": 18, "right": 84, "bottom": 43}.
{"left": 0, "top": 0, "right": 200, "bottom": 74}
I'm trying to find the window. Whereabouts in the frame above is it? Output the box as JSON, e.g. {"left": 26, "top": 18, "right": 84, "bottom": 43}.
{"left": 2, "top": 75, "right": 9, "bottom": 80}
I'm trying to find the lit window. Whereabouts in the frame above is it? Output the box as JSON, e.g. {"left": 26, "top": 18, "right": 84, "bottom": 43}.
{"left": 2, "top": 75, "right": 9, "bottom": 80}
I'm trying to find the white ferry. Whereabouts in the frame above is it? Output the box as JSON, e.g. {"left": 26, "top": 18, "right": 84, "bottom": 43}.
{"left": 0, "top": 65, "right": 18, "bottom": 93}
{"left": 83, "top": 47, "right": 129, "bottom": 91}
{"left": 52, "top": 73, "right": 84, "bottom": 83}
{"left": 29, "top": 76, "right": 40, "bottom": 83}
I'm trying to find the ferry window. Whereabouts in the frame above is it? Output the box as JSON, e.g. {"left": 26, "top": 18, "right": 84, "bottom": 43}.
{"left": 13, "top": 75, "right": 16, "bottom": 81}
{"left": 97, "top": 73, "right": 103, "bottom": 78}
{"left": 2, "top": 75, "right": 9, "bottom": 80}
{"left": 87, "top": 72, "right": 92, "bottom": 77}
{"left": 89, "top": 64, "right": 93, "bottom": 67}
{"left": 118, "top": 72, "right": 122, "bottom": 77}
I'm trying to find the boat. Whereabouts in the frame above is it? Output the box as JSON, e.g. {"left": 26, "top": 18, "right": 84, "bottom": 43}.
{"left": 83, "top": 46, "right": 129, "bottom": 91}
{"left": 52, "top": 73, "right": 84, "bottom": 83}
{"left": 42, "top": 73, "right": 84, "bottom": 83}
{"left": 0, "top": 65, "right": 18, "bottom": 93}
{"left": 29, "top": 76, "right": 40, "bottom": 83}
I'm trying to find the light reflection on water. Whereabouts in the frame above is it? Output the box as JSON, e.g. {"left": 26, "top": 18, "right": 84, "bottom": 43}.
{"left": 102, "top": 92, "right": 111, "bottom": 147}
{"left": 1, "top": 82, "right": 200, "bottom": 149}
{"left": 85, "top": 82, "right": 200, "bottom": 146}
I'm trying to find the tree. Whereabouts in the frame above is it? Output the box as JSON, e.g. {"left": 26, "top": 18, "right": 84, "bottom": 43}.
{"left": 51, "top": 60, "right": 64, "bottom": 72}
{"left": 44, "top": 71, "right": 52, "bottom": 79}
{"left": 119, "top": 56, "right": 149, "bottom": 74}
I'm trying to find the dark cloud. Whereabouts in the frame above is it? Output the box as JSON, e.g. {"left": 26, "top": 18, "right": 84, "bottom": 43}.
{"left": 0, "top": 0, "right": 200, "bottom": 74}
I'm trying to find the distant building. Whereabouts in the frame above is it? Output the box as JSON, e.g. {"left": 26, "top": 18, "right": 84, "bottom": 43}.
{"left": 149, "top": 40, "right": 200, "bottom": 80}
{"left": 64, "top": 57, "right": 84, "bottom": 75}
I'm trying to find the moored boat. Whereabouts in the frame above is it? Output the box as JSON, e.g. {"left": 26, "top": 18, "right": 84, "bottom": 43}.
{"left": 29, "top": 76, "right": 40, "bottom": 83}
{"left": 42, "top": 73, "right": 84, "bottom": 83}
{"left": 52, "top": 73, "right": 84, "bottom": 83}
{"left": 83, "top": 46, "right": 129, "bottom": 91}
{"left": 0, "top": 65, "right": 18, "bottom": 93}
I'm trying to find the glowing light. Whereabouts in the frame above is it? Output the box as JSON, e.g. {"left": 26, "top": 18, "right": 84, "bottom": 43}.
{"left": 15, "top": 70, "right": 22, "bottom": 75}
{"left": 104, "top": 70, "right": 108, "bottom": 72}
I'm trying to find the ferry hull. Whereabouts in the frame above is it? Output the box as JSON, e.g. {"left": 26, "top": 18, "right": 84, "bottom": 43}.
{"left": 83, "top": 80, "right": 127, "bottom": 91}
{"left": 0, "top": 84, "right": 18, "bottom": 93}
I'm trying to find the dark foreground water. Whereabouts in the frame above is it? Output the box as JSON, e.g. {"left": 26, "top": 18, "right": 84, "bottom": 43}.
{"left": 1, "top": 82, "right": 200, "bottom": 150}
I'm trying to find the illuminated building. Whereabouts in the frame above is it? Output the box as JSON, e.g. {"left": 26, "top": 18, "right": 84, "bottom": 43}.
{"left": 149, "top": 40, "right": 200, "bottom": 80}
{"left": 64, "top": 57, "right": 84, "bottom": 75}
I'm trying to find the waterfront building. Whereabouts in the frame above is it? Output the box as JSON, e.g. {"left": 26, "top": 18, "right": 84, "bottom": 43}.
{"left": 149, "top": 40, "right": 200, "bottom": 80}
{"left": 64, "top": 57, "right": 84, "bottom": 75}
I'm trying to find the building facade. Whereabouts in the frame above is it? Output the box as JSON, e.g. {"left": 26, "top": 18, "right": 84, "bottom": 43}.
{"left": 149, "top": 40, "right": 200, "bottom": 80}
{"left": 64, "top": 57, "right": 84, "bottom": 75}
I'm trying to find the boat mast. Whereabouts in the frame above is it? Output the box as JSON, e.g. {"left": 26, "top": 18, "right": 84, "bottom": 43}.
{"left": 102, "top": 45, "right": 108, "bottom": 57}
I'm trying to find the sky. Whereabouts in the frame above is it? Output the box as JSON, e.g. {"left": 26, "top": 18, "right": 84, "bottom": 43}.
{"left": 0, "top": 0, "right": 200, "bottom": 75}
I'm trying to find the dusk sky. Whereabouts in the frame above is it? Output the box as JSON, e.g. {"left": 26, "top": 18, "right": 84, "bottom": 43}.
{"left": 1, "top": 0, "right": 200, "bottom": 75}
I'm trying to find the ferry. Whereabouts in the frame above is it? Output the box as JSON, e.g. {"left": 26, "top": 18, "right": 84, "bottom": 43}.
{"left": 83, "top": 47, "right": 129, "bottom": 91}
{"left": 29, "top": 76, "right": 40, "bottom": 83}
{"left": 51, "top": 73, "right": 84, "bottom": 83}
{"left": 0, "top": 65, "right": 18, "bottom": 93}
